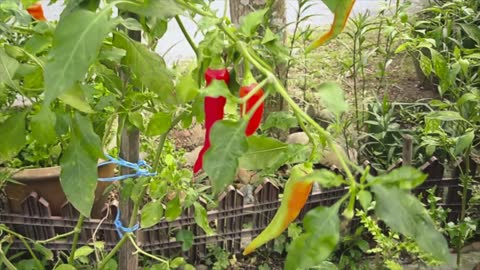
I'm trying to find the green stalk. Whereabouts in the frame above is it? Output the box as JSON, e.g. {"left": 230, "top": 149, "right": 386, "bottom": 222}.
{"left": 97, "top": 234, "right": 129, "bottom": 270}
{"left": 127, "top": 234, "right": 169, "bottom": 264}
{"left": 240, "top": 78, "right": 268, "bottom": 104}
{"left": 457, "top": 146, "right": 472, "bottom": 267}
{"left": 175, "top": 15, "right": 198, "bottom": 58}
{"left": 0, "top": 249, "right": 16, "bottom": 270}
{"left": 1, "top": 227, "right": 42, "bottom": 269}
{"left": 36, "top": 230, "right": 77, "bottom": 244}
{"left": 68, "top": 215, "right": 85, "bottom": 264}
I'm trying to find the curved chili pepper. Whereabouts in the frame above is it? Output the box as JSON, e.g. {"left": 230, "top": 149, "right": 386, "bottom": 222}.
{"left": 193, "top": 68, "right": 230, "bottom": 173}
{"left": 240, "top": 83, "right": 264, "bottom": 136}
{"left": 243, "top": 164, "right": 314, "bottom": 255}
{"left": 26, "top": 2, "right": 47, "bottom": 21}
{"left": 305, "top": 0, "right": 356, "bottom": 53}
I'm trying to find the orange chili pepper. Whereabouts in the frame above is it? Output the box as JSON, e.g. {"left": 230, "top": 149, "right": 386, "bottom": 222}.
{"left": 243, "top": 164, "right": 313, "bottom": 255}
{"left": 26, "top": 2, "right": 47, "bottom": 21}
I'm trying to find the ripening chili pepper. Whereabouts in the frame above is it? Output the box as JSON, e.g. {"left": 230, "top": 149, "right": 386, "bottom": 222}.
{"left": 305, "top": 0, "right": 356, "bottom": 53}
{"left": 193, "top": 67, "right": 230, "bottom": 174}
{"left": 26, "top": 2, "right": 47, "bottom": 21}
{"left": 240, "top": 63, "right": 264, "bottom": 136}
{"left": 243, "top": 164, "right": 314, "bottom": 255}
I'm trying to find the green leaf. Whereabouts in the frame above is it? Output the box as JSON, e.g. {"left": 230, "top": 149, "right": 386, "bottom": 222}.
{"left": 104, "top": 259, "right": 118, "bottom": 270}
{"left": 0, "top": 47, "right": 20, "bottom": 89}
{"left": 204, "top": 120, "right": 248, "bottom": 194}
{"left": 60, "top": 139, "right": 97, "bottom": 217}
{"left": 239, "top": 136, "right": 290, "bottom": 170}
{"left": 430, "top": 49, "right": 448, "bottom": 81}
{"left": 261, "top": 28, "right": 277, "bottom": 44}
{"left": 372, "top": 185, "right": 451, "bottom": 263}
{"left": 0, "top": 112, "right": 27, "bottom": 163}
{"left": 170, "top": 257, "right": 186, "bottom": 268}
{"left": 146, "top": 112, "right": 172, "bottom": 136}
{"left": 141, "top": 200, "right": 164, "bottom": 228}
{"left": 30, "top": 109, "right": 56, "bottom": 145}
{"left": 454, "top": 130, "right": 474, "bottom": 156}
{"left": 426, "top": 111, "right": 465, "bottom": 122}
{"left": 315, "top": 82, "right": 348, "bottom": 116}
{"left": 262, "top": 111, "right": 298, "bottom": 131}
{"left": 165, "top": 196, "right": 182, "bottom": 221}
{"left": 60, "top": 113, "right": 101, "bottom": 217}
{"left": 368, "top": 167, "right": 427, "bottom": 190}
{"left": 116, "top": 0, "right": 182, "bottom": 19}
{"left": 285, "top": 202, "right": 341, "bottom": 270}
{"left": 24, "top": 34, "right": 51, "bottom": 55}
{"left": 302, "top": 169, "right": 344, "bottom": 189}
{"left": 202, "top": 79, "right": 230, "bottom": 98}
{"left": 419, "top": 53, "right": 432, "bottom": 76}
{"left": 128, "top": 112, "right": 144, "bottom": 130}
{"left": 193, "top": 202, "right": 214, "bottom": 235}
{"left": 73, "top": 246, "right": 94, "bottom": 259}
{"left": 176, "top": 230, "right": 194, "bottom": 251}
{"left": 176, "top": 74, "right": 199, "bottom": 104}
{"left": 357, "top": 190, "right": 372, "bottom": 211}
{"left": 460, "top": 23, "right": 480, "bottom": 45}
{"left": 240, "top": 8, "right": 268, "bottom": 37}
{"left": 44, "top": 9, "right": 114, "bottom": 104}
{"left": 55, "top": 265, "right": 76, "bottom": 270}
{"left": 59, "top": 84, "right": 94, "bottom": 113}
{"left": 33, "top": 242, "right": 53, "bottom": 261}
{"left": 113, "top": 32, "right": 173, "bottom": 100}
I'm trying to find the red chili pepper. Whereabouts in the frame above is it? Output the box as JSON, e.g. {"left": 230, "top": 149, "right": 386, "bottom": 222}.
{"left": 239, "top": 63, "right": 264, "bottom": 136}
{"left": 240, "top": 83, "right": 264, "bottom": 136}
{"left": 193, "top": 68, "right": 230, "bottom": 173}
{"left": 26, "top": 2, "right": 47, "bottom": 21}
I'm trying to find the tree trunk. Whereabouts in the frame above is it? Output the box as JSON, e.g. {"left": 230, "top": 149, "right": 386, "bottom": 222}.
{"left": 229, "top": 0, "right": 288, "bottom": 139}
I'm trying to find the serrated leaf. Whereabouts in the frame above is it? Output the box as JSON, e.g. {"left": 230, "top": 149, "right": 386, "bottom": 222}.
{"left": 176, "top": 230, "right": 194, "bottom": 251}
{"left": 372, "top": 185, "right": 451, "bottom": 263}
{"left": 194, "top": 202, "right": 214, "bottom": 235}
{"left": 44, "top": 9, "right": 114, "bottom": 104}
{"left": 285, "top": 202, "right": 341, "bottom": 270}
{"left": 141, "top": 200, "right": 163, "bottom": 228}
{"left": 30, "top": 107, "right": 57, "bottom": 145}
{"left": 0, "top": 112, "right": 27, "bottom": 163}
{"left": 165, "top": 196, "right": 182, "bottom": 221}
{"left": 204, "top": 120, "right": 248, "bottom": 194}
{"left": 113, "top": 32, "right": 173, "bottom": 101}
{"left": 146, "top": 112, "right": 172, "bottom": 136}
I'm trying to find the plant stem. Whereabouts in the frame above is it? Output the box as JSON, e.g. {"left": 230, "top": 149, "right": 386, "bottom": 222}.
{"left": 97, "top": 234, "right": 129, "bottom": 270}
{"left": 457, "top": 146, "right": 472, "bottom": 267}
{"left": 68, "top": 215, "right": 85, "bottom": 265}
{"left": 0, "top": 249, "right": 16, "bottom": 270}
{"left": 36, "top": 230, "right": 77, "bottom": 244}
{"left": 0, "top": 227, "right": 41, "bottom": 269}
{"left": 175, "top": 15, "right": 198, "bottom": 58}
{"left": 295, "top": 112, "right": 317, "bottom": 162}
{"left": 127, "top": 234, "right": 169, "bottom": 265}
{"left": 240, "top": 78, "right": 268, "bottom": 104}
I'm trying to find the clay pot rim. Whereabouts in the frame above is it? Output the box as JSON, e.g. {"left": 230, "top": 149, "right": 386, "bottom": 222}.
{"left": 5, "top": 161, "right": 114, "bottom": 182}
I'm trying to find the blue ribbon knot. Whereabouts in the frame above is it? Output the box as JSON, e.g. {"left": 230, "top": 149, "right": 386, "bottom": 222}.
{"left": 98, "top": 153, "right": 157, "bottom": 182}
{"left": 114, "top": 209, "right": 139, "bottom": 238}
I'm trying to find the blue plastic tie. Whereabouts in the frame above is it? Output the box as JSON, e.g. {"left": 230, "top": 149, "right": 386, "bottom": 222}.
{"left": 98, "top": 154, "right": 157, "bottom": 182}
{"left": 114, "top": 209, "right": 139, "bottom": 238}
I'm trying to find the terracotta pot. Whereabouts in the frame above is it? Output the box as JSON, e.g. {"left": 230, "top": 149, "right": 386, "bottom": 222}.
{"left": 5, "top": 163, "right": 115, "bottom": 218}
